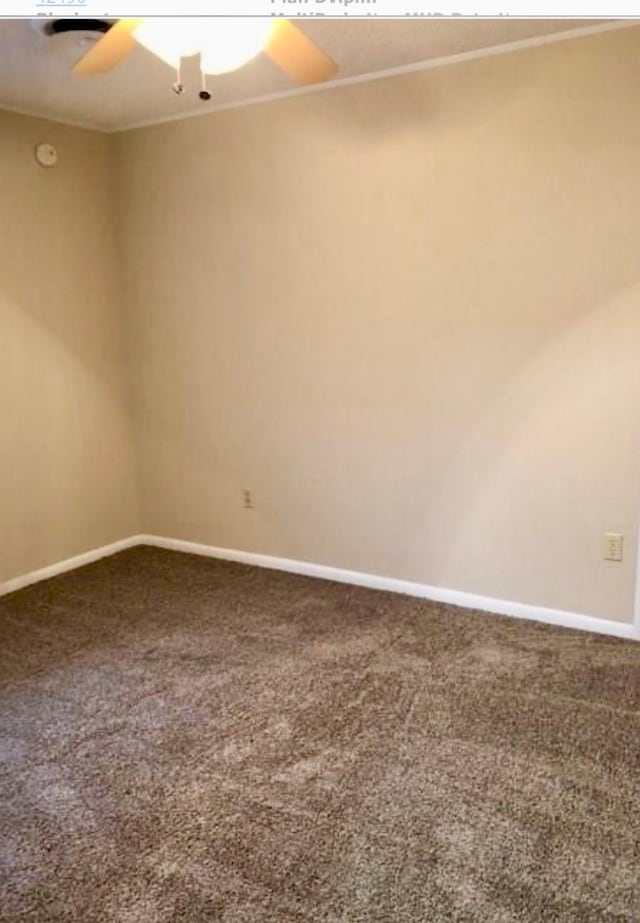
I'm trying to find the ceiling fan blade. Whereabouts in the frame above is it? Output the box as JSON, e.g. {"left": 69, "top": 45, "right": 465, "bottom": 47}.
{"left": 73, "top": 19, "right": 143, "bottom": 77}
{"left": 265, "top": 20, "right": 337, "bottom": 86}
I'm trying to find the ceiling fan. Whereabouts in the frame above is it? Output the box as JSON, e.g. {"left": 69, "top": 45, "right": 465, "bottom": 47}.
{"left": 65, "top": 18, "right": 338, "bottom": 90}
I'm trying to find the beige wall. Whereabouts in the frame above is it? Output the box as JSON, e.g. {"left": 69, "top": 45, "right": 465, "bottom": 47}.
{"left": 4, "top": 27, "right": 639, "bottom": 626}
{"left": 1, "top": 111, "right": 139, "bottom": 582}
{"left": 115, "top": 27, "right": 640, "bottom": 625}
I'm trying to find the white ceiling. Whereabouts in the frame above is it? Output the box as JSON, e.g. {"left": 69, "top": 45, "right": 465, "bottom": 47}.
{"left": 0, "top": 17, "right": 617, "bottom": 132}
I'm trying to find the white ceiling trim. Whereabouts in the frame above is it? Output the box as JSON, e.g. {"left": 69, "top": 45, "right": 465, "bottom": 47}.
{"left": 1, "top": 19, "right": 634, "bottom": 135}
{"left": 0, "top": 100, "right": 109, "bottom": 132}
{"left": 97, "top": 20, "right": 640, "bottom": 132}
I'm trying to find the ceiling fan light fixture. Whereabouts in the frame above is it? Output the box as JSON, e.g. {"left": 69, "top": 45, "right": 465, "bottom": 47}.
{"left": 199, "top": 18, "right": 275, "bottom": 75}
{"left": 132, "top": 18, "right": 202, "bottom": 69}
{"left": 132, "top": 17, "right": 275, "bottom": 74}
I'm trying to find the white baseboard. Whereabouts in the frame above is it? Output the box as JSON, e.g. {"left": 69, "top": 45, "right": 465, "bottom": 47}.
{"left": 142, "top": 534, "right": 637, "bottom": 642}
{"left": 1, "top": 532, "right": 636, "bottom": 642}
{"left": 0, "top": 535, "right": 144, "bottom": 598}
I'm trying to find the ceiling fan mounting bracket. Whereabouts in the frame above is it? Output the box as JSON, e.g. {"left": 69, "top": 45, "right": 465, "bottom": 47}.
{"left": 48, "top": 20, "right": 113, "bottom": 37}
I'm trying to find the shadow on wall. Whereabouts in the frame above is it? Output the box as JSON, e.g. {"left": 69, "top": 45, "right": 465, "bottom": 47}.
{"left": 0, "top": 111, "right": 138, "bottom": 582}
{"left": 406, "top": 282, "right": 640, "bottom": 597}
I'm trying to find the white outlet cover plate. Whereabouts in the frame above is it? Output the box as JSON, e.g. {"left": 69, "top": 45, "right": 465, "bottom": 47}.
{"left": 603, "top": 532, "right": 623, "bottom": 562}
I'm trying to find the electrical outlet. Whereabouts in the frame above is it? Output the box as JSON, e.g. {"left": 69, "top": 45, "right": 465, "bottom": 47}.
{"left": 603, "top": 533, "right": 623, "bottom": 562}
{"left": 242, "top": 488, "right": 254, "bottom": 510}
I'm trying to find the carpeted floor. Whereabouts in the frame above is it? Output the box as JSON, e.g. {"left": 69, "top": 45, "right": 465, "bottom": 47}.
{"left": 1, "top": 547, "right": 639, "bottom": 922}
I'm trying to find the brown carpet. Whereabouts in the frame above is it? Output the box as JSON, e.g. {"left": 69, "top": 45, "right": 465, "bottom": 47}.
{"left": 1, "top": 546, "right": 639, "bottom": 922}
